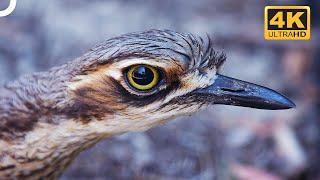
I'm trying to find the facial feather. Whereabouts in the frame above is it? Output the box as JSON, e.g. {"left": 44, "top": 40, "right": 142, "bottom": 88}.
{"left": 0, "top": 29, "right": 225, "bottom": 142}
{"left": 64, "top": 30, "right": 225, "bottom": 127}
{"left": 0, "top": 30, "right": 226, "bottom": 178}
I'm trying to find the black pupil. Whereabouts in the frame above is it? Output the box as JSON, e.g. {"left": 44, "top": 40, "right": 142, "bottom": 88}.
{"left": 132, "top": 66, "right": 154, "bottom": 86}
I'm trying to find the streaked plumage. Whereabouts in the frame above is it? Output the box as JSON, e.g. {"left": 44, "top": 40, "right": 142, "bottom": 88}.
{"left": 0, "top": 30, "right": 294, "bottom": 179}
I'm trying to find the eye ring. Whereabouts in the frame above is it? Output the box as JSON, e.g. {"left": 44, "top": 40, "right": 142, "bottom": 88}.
{"left": 126, "top": 65, "right": 160, "bottom": 91}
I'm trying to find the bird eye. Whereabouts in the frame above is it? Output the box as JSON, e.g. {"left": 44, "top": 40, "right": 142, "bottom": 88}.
{"left": 126, "top": 65, "right": 160, "bottom": 91}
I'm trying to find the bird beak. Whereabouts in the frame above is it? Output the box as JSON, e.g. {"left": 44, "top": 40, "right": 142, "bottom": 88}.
{"left": 194, "top": 74, "right": 296, "bottom": 110}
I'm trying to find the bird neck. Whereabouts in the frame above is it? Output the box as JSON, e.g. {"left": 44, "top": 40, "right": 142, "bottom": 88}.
{"left": 0, "top": 120, "right": 110, "bottom": 179}
{"left": 0, "top": 65, "right": 72, "bottom": 141}
{"left": 0, "top": 57, "right": 110, "bottom": 179}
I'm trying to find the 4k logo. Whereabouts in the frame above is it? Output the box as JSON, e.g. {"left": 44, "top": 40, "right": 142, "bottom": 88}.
{"left": 264, "top": 6, "right": 311, "bottom": 40}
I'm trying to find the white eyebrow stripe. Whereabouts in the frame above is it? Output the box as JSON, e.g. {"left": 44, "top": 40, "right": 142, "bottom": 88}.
{"left": 103, "top": 58, "right": 181, "bottom": 80}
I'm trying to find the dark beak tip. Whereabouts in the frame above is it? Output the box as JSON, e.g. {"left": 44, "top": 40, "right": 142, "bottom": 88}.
{"left": 282, "top": 98, "right": 296, "bottom": 109}
{"left": 268, "top": 95, "right": 296, "bottom": 110}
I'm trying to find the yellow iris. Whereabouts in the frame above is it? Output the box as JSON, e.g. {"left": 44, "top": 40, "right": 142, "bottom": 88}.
{"left": 127, "top": 65, "right": 159, "bottom": 91}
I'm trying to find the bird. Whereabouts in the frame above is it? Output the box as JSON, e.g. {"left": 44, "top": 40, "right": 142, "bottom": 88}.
{"left": 0, "top": 29, "right": 295, "bottom": 179}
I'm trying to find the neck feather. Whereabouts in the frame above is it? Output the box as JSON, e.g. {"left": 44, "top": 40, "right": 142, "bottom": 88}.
{"left": 0, "top": 55, "right": 107, "bottom": 179}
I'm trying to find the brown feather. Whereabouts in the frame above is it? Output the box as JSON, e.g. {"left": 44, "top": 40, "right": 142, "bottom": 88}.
{"left": 0, "top": 30, "right": 225, "bottom": 179}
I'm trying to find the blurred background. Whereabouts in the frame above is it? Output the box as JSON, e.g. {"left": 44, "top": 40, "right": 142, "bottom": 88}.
{"left": 0, "top": 0, "right": 319, "bottom": 179}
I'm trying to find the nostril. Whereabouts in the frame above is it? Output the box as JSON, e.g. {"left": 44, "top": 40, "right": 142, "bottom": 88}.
{"left": 221, "top": 88, "right": 245, "bottom": 93}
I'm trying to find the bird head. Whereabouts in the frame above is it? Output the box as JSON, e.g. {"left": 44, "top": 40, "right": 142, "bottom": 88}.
{"left": 65, "top": 30, "right": 295, "bottom": 134}
{"left": 0, "top": 30, "right": 296, "bottom": 179}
